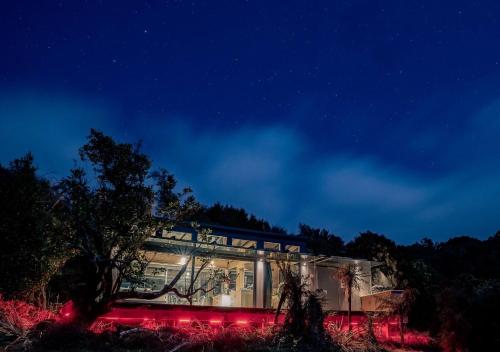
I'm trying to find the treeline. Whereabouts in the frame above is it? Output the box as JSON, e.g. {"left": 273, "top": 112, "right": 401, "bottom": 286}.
{"left": 191, "top": 203, "right": 287, "bottom": 234}
{"left": 1, "top": 129, "right": 499, "bottom": 350}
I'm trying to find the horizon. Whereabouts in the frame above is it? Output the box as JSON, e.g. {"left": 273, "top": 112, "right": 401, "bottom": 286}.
{"left": 2, "top": 1, "right": 500, "bottom": 243}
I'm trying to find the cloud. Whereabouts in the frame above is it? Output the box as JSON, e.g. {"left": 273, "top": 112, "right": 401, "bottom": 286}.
{"left": 0, "top": 91, "right": 117, "bottom": 180}
{"left": 1, "top": 90, "right": 499, "bottom": 243}
{"left": 135, "top": 117, "right": 499, "bottom": 243}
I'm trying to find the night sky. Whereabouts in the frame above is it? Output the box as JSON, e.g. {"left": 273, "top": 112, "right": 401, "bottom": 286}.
{"left": 1, "top": 1, "right": 500, "bottom": 243}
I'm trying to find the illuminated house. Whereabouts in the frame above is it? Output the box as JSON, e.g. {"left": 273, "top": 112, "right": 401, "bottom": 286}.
{"left": 119, "top": 224, "right": 393, "bottom": 312}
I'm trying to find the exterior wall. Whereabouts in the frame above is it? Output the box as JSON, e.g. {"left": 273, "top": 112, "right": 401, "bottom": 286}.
{"left": 360, "top": 290, "right": 403, "bottom": 312}
{"left": 125, "top": 226, "right": 385, "bottom": 312}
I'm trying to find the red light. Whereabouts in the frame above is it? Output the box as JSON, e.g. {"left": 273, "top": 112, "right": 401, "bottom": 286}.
{"left": 236, "top": 320, "right": 248, "bottom": 325}
{"left": 63, "top": 312, "right": 71, "bottom": 317}
{"left": 209, "top": 319, "right": 222, "bottom": 325}
{"left": 178, "top": 318, "right": 191, "bottom": 323}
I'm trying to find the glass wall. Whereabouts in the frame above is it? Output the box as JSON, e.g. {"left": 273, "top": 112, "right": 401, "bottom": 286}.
{"left": 121, "top": 253, "right": 255, "bottom": 308}
{"left": 265, "top": 260, "right": 301, "bottom": 308}
{"left": 191, "top": 257, "right": 254, "bottom": 308}
{"left": 120, "top": 253, "right": 192, "bottom": 304}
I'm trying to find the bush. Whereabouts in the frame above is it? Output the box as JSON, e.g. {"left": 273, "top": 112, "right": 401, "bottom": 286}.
{"left": 32, "top": 323, "right": 275, "bottom": 352}
{"left": 438, "top": 277, "right": 500, "bottom": 351}
{"left": 0, "top": 295, "right": 55, "bottom": 350}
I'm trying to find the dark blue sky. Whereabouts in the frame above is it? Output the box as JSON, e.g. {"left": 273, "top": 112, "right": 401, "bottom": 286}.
{"left": 1, "top": 1, "right": 500, "bottom": 243}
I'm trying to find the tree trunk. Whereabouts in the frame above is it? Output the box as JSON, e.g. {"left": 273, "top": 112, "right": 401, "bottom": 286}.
{"left": 71, "top": 260, "right": 115, "bottom": 326}
{"left": 274, "top": 290, "right": 287, "bottom": 324}
{"left": 347, "top": 289, "right": 352, "bottom": 332}
{"left": 399, "top": 314, "right": 405, "bottom": 345}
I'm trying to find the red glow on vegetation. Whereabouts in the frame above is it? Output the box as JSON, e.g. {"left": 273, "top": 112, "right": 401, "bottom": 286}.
{"left": 83, "top": 302, "right": 433, "bottom": 348}
{"left": 0, "top": 295, "right": 56, "bottom": 331}
{"left": 59, "top": 300, "right": 74, "bottom": 321}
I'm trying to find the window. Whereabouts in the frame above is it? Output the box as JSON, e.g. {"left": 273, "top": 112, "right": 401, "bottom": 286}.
{"left": 162, "top": 230, "right": 192, "bottom": 241}
{"left": 228, "top": 269, "right": 238, "bottom": 290}
{"left": 232, "top": 238, "right": 257, "bottom": 249}
{"left": 193, "top": 258, "right": 254, "bottom": 308}
{"left": 198, "top": 234, "right": 227, "bottom": 245}
{"left": 244, "top": 271, "right": 254, "bottom": 289}
{"left": 285, "top": 245, "right": 300, "bottom": 253}
{"left": 264, "top": 241, "right": 280, "bottom": 251}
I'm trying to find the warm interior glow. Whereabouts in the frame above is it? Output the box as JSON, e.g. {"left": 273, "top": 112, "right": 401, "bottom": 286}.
{"left": 220, "top": 294, "right": 232, "bottom": 306}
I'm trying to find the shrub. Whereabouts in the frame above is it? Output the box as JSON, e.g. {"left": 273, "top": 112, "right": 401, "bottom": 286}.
{"left": 0, "top": 295, "right": 55, "bottom": 350}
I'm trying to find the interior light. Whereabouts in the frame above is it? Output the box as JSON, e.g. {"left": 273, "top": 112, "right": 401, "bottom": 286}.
{"left": 178, "top": 256, "right": 187, "bottom": 265}
{"left": 220, "top": 294, "right": 231, "bottom": 307}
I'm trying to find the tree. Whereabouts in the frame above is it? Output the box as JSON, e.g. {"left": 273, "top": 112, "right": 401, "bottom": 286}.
{"left": 273, "top": 262, "right": 334, "bottom": 351}
{"left": 193, "top": 203, "right": 287, "bottom": 233}
{"left": 0, "top": 154, "right": 67, "bottom": 308}
{"left": 274, "top": 262, "right": 306, "bottom": 335}
{"left": 438, "top": 276, "right": 500, "bottom": 351}
{"left": 298, "top": 224, "right": 344, "bottom": 256}
{"left": 333, "top": 263, "right": 364, "bottom": 331}
{"left": 346, "top": 231, "right": 398, "bottom": 286}
{"left": 58, "top": 129, "right": 202, "bottom": 322}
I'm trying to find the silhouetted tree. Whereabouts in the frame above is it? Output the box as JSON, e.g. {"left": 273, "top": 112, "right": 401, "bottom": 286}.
{"left": 298, "top": 224, "right": 344, "bottom": 256}
{"left": 346, "top": 231, "right": 398, "bottom": 286}
{"left": 58, "top": 130, "right": 200, "bottom": 322}
{"left": 0, "top": 154, "right": 67, "bottom": 308}
{"left": 438, "top": 276, "right": 500, "bottom": 351}
{"left": 193, "top": 203, "right": 287, "bottom": 233}
{"left": 274, "top": 262, "right": 334, "bottom": 351}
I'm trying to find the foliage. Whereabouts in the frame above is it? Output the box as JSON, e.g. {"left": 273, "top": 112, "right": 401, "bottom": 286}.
{"left": 33, "top": 322, "right": 275, "bottom": 352}
{"left": 346, "top": 232, "right": 398, "bottom": 287}
{"left": 193, "top": 202, "right": 287, "bottom": 234}
{"left": 56, "top": 129, "right": 201, "bottom": 322}
{"left": 298, "top": 224, "right": 344, "bottom": 256}
{"left": 438, "top": 277, "right": 500, "bottom": 352}
{"left": 0, "top": 154, "right": 68, "bottom": 308}
{"left": 274, "top": 263, "right": 339, "bottom": 351}
{"left": 0, "top": 295, "right": 55, "bottom": 350}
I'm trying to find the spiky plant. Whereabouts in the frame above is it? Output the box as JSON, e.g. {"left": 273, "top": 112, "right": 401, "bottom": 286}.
{"left": 333, "top": 263, "right": 364, "bottom": 332}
